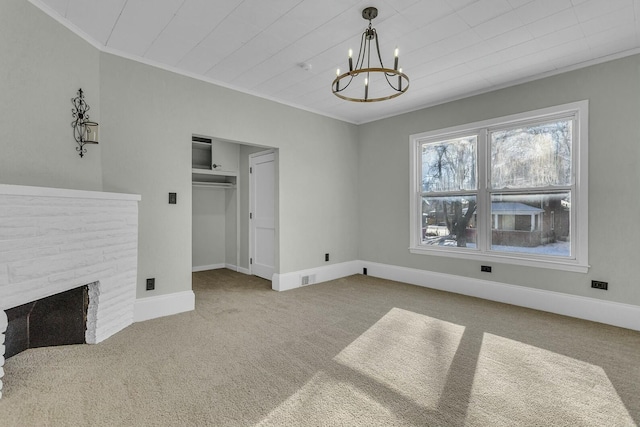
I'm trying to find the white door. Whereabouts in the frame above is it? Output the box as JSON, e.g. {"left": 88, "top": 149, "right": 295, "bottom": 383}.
{"left": 249, "top": 151, "right": 275, "bottom": 280}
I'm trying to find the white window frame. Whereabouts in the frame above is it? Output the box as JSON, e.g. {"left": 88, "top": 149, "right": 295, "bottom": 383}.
{"left": 409, "top": 101, "right": 589, "bottom": 273}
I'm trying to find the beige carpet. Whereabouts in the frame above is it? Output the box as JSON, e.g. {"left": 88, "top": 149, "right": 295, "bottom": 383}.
{"left": 0, "top": 270, "right": 638, "bottom": 426}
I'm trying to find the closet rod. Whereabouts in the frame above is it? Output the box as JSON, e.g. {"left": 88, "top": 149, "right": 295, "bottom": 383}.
{"left": 192, "top": 181, "right": 235, "bottom": 189}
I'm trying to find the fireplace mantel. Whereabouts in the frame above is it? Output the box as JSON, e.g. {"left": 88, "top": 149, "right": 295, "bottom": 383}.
{"left": 0, "top": 184, "right": 141, "bottom": 399}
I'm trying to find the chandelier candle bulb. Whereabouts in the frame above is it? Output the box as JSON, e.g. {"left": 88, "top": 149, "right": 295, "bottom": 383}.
{"left": 394, "top": 48, "right": 399, "bottom": 70}
{"left": 398, "top": 68, "right": 402, "bottom": 90}
{"left": 364, "top": 77, "right": 369, "bottom": 100}
{"left": 336, "top": 68, "right": 340, "bottom": 90}
{"left": 348, "top": 49, "right": 353, "bottom": 71}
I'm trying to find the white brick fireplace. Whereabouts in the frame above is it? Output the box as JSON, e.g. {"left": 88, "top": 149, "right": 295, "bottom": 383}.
{"left": 0, "top": 184, "right": 140, "bottom": 399}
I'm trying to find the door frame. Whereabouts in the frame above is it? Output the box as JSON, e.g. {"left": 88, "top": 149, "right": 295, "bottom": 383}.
{"left": 248, "top": 149, "right": 278, "bottom": 280}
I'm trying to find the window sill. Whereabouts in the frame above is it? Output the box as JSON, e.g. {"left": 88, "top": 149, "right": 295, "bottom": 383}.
{"left": 409, "top": 246, "right": 589, "bottom": 273}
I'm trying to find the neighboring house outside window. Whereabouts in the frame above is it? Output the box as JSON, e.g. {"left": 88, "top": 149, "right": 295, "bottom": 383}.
{"left": 409, "top": 101, "right": 588, "bottom": 273}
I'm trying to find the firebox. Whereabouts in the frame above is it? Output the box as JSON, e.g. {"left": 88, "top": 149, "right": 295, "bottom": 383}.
{"left": 4, "top": 286, "right": 88, "bottom": 359}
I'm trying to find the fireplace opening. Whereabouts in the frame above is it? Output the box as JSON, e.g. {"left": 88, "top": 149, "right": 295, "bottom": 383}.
{"left": 5, "top": 286, "right": 88, "bottom": 359}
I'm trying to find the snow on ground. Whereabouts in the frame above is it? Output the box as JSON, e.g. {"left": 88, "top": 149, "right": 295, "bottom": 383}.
{"left": 424, "top": 238, "right": 570, "bottom": 256}
{"left": 487, "top": 241, "right": 570, "bottom": 256}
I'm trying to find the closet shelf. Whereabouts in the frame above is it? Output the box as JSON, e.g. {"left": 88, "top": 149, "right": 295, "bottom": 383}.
{"left": 191, "top": 168, "right": 237, "bottom": 177}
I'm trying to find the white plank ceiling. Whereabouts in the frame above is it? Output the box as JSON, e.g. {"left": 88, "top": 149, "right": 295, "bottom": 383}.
{"left": 32, "top": 0, "right": 640, "bottom": 124}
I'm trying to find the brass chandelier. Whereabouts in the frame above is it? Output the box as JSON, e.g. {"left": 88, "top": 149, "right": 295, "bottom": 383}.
{"left": 332, "top": 7, "right": 409, "bottom": 102}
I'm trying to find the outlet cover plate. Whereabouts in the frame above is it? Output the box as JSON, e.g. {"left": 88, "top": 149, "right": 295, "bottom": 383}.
{"left": 591, "top": 280, "right": 608, "bottom": 290}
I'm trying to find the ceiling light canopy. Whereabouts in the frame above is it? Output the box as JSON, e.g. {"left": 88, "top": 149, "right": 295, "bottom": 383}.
{"left": 332, "top": 7, "right": 409, "bottom": 103}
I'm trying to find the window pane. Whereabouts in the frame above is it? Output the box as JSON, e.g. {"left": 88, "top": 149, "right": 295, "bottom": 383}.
{"left": 421, "top": 136, "right": 477, "bottom": 192}
{"left": 490, "top": 193, "right": 570, "bottom": 257}
{"left": 422, "top": 196, "right": 477, "bottom": 248}
{"left": 491, "top": 119, "right": 572, "bottom": 189}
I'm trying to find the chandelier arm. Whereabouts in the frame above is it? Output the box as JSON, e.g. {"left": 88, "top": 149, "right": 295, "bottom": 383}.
{"left": 342, "top": 74, "right": 355, "bottom": 91}
{"left": 373, "top": 29, "right": 386, "bottom": 69}
{"left": 333, "top": 74, "right": 356, "bottom": 93}
{"left": 383, "top": 72, "right": 394, "bottom": 90}
{"left": 366, "top": 32, "right": 370, "bottom": 70}
{"left": 383, "top": 72, "right": 400, "bottom": 92}
{"left": 355, "top": 31, "right": 367, "bottom": 71}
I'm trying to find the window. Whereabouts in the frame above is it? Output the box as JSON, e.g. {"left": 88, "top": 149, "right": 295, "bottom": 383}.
{"left": 410, "top": 101, "right": 588, "bottom": 272}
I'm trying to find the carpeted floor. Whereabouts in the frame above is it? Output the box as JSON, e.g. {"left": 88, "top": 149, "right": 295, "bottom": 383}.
{"left": 0, "top": 269, "right": 639, "bottom": 426}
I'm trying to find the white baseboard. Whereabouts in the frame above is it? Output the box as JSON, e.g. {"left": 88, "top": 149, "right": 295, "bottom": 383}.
{"left": 236, "top": 266, "right": 251, "bottom": 275}
{"left": 133, "top": 290, "right": 195, "bottom": 322}
{"left": 270, "top": 260, "right": 639, "bottom": 331}
{"left": 224, "top": 264, "right": 251, "bottom": 275}
{"left": 192, "top": 263, "right": 225, "bottom": 272}
{"left": 193, "top": 264, "right": 251, "bottom": 274}
{"left": 361, "top": 261, "right": 640, "bottom": 331}
{"left": 272, "top": 261, "right": 360, "bottom": 291}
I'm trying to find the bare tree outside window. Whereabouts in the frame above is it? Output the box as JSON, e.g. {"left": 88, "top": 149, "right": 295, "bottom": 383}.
{"left": 411, "top": 101, "right": 588, "bottom": 271}
{"left": 421, "top": 137, "right": 477, "bottom": 247}
{"left": 489, "top": 119, "right": 573, "bottom": 256}
{"left": 491, "top": 120, "right": 572, "bottom": 189}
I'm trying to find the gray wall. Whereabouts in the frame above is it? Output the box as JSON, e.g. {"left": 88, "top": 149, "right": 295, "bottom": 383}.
{"left": 99, "top": 54, "right": 359, "bottom": 298}
{"left": 193, "top": 187, "right": 227, "bottom": 269}
{"left": 4, "top": 0, "right": 639, "bottom": 309}
{"left": 224, "top": 182, "right": 238, "bottom": 268}
{"left": 358, "top": 54, "right": 640, "bottom": 306}
{"left": 0, "top": 0, "right": 102, "bottom": 190}
{"left": 1, "top": 1, "right": 358, "bottom": 299}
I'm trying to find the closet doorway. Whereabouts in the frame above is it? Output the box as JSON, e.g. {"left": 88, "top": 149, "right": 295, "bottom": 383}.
{"left": 192, "top": 136, "right": 239, "bottom": 272}
{"left": 191, "top": 137, "right": 277, "bottom": 280}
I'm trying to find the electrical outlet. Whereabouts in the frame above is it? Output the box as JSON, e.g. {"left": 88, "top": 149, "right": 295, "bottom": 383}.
{"left": 146, "top": 278, "right": 155, "bottom": 291}
{"left": 168, "top": 193, "right": 177, "bottom": 204}
{"left": 481, "top": 265, "right": 492, "bottom": 273}
{"left": 325, "top": 253, "right": 329, "bottom": 262}
{"left": 591, "top": 280, "right": 608, "bottom": 290}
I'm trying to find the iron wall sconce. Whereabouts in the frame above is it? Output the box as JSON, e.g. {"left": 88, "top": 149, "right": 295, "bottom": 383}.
{"left": 71, "top": 88, "right": 98, "bottom": 158}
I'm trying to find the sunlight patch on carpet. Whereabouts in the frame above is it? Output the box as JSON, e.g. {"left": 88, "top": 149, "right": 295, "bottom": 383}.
{"left": 255, "top": 371, "right": 405, "bottom": 427}
{"left": 466, "top": 333, "right": 635, "bottom": 426}
{"left": 256, "top": 307, "right": 635, "bottom": 426}
{"left": 333, "top": 307, "right": 465, "bottom": 410}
